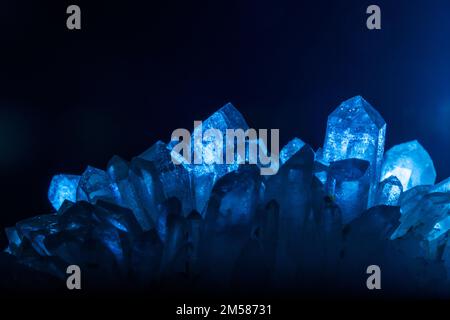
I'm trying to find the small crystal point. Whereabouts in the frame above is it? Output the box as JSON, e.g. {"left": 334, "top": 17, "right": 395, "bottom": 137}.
{"left": 381, "top": 140, "right": 436, "bottom": 191}
{"left": 374, "top": 175, "right": 403, "bottom": 206}
{"left": 76, "top": 166, "right": 118, "bottom": 204}
{"left": 48, "top": 174, "right": 80, "bottom": 210}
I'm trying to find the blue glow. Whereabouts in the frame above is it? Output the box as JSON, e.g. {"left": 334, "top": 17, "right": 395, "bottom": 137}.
{"left": 381, "top": 140, "right": 436, "bottom": 191}
{"left": 48, "top": 174, "right": 80, "bottom": 210}
{"left": 322, "top": 96, "right": 386, "bottom": 207}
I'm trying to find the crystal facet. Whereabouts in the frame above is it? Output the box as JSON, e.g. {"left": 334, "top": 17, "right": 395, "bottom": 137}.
{"left": 381, "top": 140, "right": 436, "bottom": 191}
{"left": 325, "top": 158, "right": 370, "bottom": 223}
{"left": 374, "top": 175, "right": 403, "bottom": 206}
{"left": 322, "top": 96, "right": 386, "bottom": 207}
{"left": 48, "top": 174, "right": 80, "bottom": 210}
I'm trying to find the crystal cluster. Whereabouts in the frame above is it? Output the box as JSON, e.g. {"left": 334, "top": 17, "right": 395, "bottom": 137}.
{"left": 4, "top": 96, "right": 450, "bottom": 296}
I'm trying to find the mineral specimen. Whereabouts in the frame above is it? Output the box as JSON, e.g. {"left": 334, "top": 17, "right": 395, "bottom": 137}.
{"left": 4, "top": 97, "right": 450, "bottom": 298}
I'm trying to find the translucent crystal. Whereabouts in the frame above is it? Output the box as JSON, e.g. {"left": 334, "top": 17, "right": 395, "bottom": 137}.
{"left": 76, "top": 166, "right": 119, "bottom": 204}
{"left": 279, "top": 137, "right": 305, "bottom": 165}
{"left": 374, "top": 175, "right": 403, "bottom": 206}
{"left": 264, "top": 144, "right": 314, "bottom": 281}
{"left": 139, "top": 141, "right": 195, "bottom": 216}
{"left": 205, "top": 165, "right": 261, "bottom": 230}
{"left": 107, "top": 155, "right": 153, "bottom": 231}
{"left": 430, "top": 177, "right": 450, "bottom": 193}
{"left": 398, "top": 185, "right": 432, "bottom": 215}
{"left": 380, "top": 140, "right": 436, "bottom": 191}
{"left": 128, "top": 158, "right": 164, "bottom": 228}
{"left": 391, "top": 192, "right": 450, "bottom": 240}
{"left": 326, "top": 158, "right": 370, "bottom": 224}
{"left": 170, "top": 102, "right": 250, "bottom": 213}
{"left": 322, "top": 96, "right": 386, "bottom": 207}
{"left": 48, "top": 174, "right": 80, "bottom": 210}
{"left": 7, "top": 99, "right": 450, "bottom": 296}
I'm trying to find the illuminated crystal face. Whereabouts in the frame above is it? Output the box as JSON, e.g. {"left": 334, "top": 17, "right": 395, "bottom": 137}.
{"left": 48, "top": 174, "right": 80, "bottom": 210}
{"left": 9, "top": 98, "right": 450, "bottom": 296}
{"left": 380, "top": 140, "right": 436, "bottom": 191}
{"left": 374, "top": 175, "right": 403, "bottom": 206}
{"left": 322, "top": 96, "right": 386, "bottom": 206}
{"left": 279, "top": 137, "right": 305, "bottom": 165}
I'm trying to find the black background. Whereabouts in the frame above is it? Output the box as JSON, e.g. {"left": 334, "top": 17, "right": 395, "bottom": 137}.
{"left": 1, "top": 0, "right": 450, "bottom": 249}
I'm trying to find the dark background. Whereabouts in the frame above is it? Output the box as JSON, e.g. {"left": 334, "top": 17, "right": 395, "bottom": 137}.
{"left": 1, "top": 0, "right": 450, "bottom": 247}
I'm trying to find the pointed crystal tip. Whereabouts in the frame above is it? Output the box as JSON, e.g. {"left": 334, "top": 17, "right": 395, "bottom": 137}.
{"left": 330, "top": 96, "right": 386, "bottom": 129}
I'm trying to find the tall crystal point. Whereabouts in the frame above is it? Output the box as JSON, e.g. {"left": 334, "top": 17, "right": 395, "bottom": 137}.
{"left": 322, "top": 96, "right": 386, "bottom": 207}
{"left": 170, "top": 103, "right": 250, "bottom": 213}
{"left": 380, "top": 140, "right": 436, "bottom": 191}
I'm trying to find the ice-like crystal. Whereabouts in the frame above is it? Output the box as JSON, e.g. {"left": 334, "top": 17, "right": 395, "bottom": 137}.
{"left": 264, "top": 144, "right": 314, "bottom": 281}
{"left": 279, "top": 138, "right": 305, "bottom": 165}
{"left": 106, "top": 156, "right": 153, "bottom": 230}
{"left": 205, "top": 165, "right": 261, "bottom": 229}
{"left": 76, "top": 166, "right": 119, "bottom": 204}
{"left": 7, "top": 99, "right": 450, "bottom": 297}
{"left": 322, "top": 96, "right": 386, "bottom": 207}
{"left": 430, "top": 176, "right": 450, "bottom": 193}
{"left": 326, "top": 158, "right": 370, "bottom": 224}
{"left": 398, "top": 185, "right": 432, "bottom": 215}
{"left": 48, "top": 174, "right": 80, "bottom": 210}
{"left": 374, "top": 175, "right": 403, "bottom": 206}
{"left": 380, "top": 140, "right": 436, "bottom": 191}
{"left": 139, "top": 141, "right": 195, "bottom": 216}
{"left": 169, "top": 103, "right": 250, "bottom": 213}
{"left": 391, "top": 192, "right": 450, "bottom": 240}
{"left": 128, "top": 158, "right": 164, "bottom": 228}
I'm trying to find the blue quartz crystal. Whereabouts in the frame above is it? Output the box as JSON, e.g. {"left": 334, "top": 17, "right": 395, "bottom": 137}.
{"left": 76, "top": 166, "right": 119, "bottom": 204}
{"left": 391, "top": 192, "right": 450, "bottom": 240}
{"left": 326, "top": 158, "right": 370, "bottom": 223}
{"left": 322, "top": 96, "right": 386, "bottom": 207}
{"left": 48, "top": 174, "right": 80, "bottom": 210}
{"left": 374, "top": 175, "right": 403, "bottom": 206}
{"left": 430, "top": 176, "right": 450, "bottom": 193}
{"left": 6, "top": 99, "right": 450, "bottom": 297}
{"left": 139, "top": 141, "right": 195, "bottom": 216}
{"left": 279, "top": 137, "right": 305, "bottom": 165}
{"left": 170, "top": 102, "right": 250, "bottom": 213}
{"left": 381, "top": 140, "right": 436, "bottom": 191}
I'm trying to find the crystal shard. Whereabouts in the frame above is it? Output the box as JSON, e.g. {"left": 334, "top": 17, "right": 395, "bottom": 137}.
{"left": 139, "top": 141, "right": 195, "bottom": 216}
{"left": 205, "top": 165, "right": 261, "bottom": 230}
{"left": 326, "top": 158, "right": 370, "bottom": 224}
{"left": 76, "top": 166, "right": 119, "bottom": 204}
{"left": 48, "top": 174, "right": 80, "bottom": 210}
{"left": 374, "top": 175, "right": 403, "bottom": 206}
{"left": 391, "top": 192, "right": 450, "bottom": 240}
{"left": 264, "top": 144, "right": 314, "bottom": 282}
{"left": 381, "top": 140, "right": 436, "bottom": 191}
{"left": 279, "top": 137, "right": 305, "bottom": 165}
{"left": 107, "top": 155, "right": 153, "bottom": 231}
{"left": 322, "top": 96, "right": 386, "bottom": 207}
{"left": 430, "top": 176, "right": 450, "bottom": 193}
{"left": 6, "top": 98, "right": 450, "bottom": 297}
{"left": 170, "top": 102, "right": 250, "bottom": 213}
